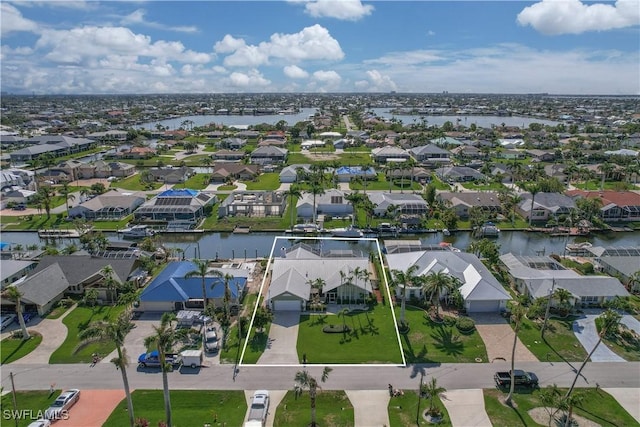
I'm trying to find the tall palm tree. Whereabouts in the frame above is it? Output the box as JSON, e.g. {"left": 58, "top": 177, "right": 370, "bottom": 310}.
{"left": 308, "top": 183, "right": 326, "bottom": 225}
{"left": 2, "top": 286, "right": 29, "bottom": 340}
{"left": 59, "top": 182, "right": 76, "bottom": 218}
{"left": 565, "top": 309, "right": 621, "bottom": 400}
{"left": 144, "top": 312, "right": 180, "bottom": 427}
{"left": 554, "top": 288, "right": 573, "bottom": 311}
{"left": 283, "top": 185, "right": 302, "bottom": 230}
{"left": 505, "top": 304, "right": 526, "bottom": 407}
{"left": 424, "top": 376, "right": 446, "bottom": 415}
{"left": 390, "top": 265, "right": 419, "bottom": 325}
{"left": 344, "top": 191, "right": 364, "bottom": 227}
{"left": 422, "top": 271, "right": 456, "bottom": 318}
{"left": 560, "top": 391, "right": 585, "bottom": 427}
{"left": 185, "top": 260, "right": 221, "bottom": 311}
{"left": 101, "top": 265, "right": 120, "bottom": 304}
{"left": 77, "top": 312, "right": 135, "bottom": 427}
{"left": 37, "top": 186, "right": 55, "bottom": 219}
{"left": 294, "top": 367, "right": 332, "bottom": 427}
{"left": 597, "top": 162, "right": 614, "bottom": 190}
{"left": 525, "top": 182, "right": 541, "bottom": 227}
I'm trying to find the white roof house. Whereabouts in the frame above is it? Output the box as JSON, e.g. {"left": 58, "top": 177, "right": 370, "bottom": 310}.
{"left": 386, "top": 251, "right": 511, "bottom": 312}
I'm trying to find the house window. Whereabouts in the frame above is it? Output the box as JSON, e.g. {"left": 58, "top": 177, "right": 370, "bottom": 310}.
{"left": 330, "top": 196, "right": 343, "bottom": 204}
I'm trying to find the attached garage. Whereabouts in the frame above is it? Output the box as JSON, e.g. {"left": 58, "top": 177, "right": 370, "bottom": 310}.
{"left": 272, "top": 298, "right": 303, "bottom": 312}
{"left": 466, "top": 299, "right": 501, "bottom": 313}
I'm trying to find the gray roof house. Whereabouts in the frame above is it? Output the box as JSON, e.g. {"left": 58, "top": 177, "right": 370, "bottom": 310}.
{"left": 517, "top": 192, "right": 576, "bottom": 222}
{"left": 2, "top": 264, "right": 69, "bottom": 315}
{"left": 279, "top": 164, "right": 312, "bottom": 183}
{"left": 218, "top": 191, "right": 287, "bottom": 218}
{"left": 437, "top": 192, "right": 502, "bottom": 218}
{"left": 250, "top": 146, "right": 288, "bottom": 164}
{"left": 410, "top": 144, "right": 451, "bottom": 165}
{"left": 296, "top": 189, "right": 353, "bottom": 219}
{"left": 133, "top": 188, "right": 216, "bottom": 225}
{"left": 371, "top": 146, "right": 410, "bottom": 163}
{"left": 500, "top": 253, "right": 629, "bottom": 307}
{"left": 386, "top": 250, "right": 511, "bottom": 312}
{"left": 68, "top": 189, "right": 146, "bottom": 220}
{"left": 0, "top": 259, "right": 37, "bottom": 288}
{"left": 367, "top": 192, "right": 429, "bottom": 216}
{"left": 435, "top": 166, "right": 486, "bottom": 182}
{"left": 598, "top": 256, "right": 640, "bottom": 291}
{"left": 148, "top": 166, "right": 194, "bottom": 184}
{"left": 267, "top": 244, "right": 371, "bottom": 311}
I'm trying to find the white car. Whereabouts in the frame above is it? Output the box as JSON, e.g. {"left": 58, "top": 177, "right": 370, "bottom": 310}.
{"left": 203, "top": 325, "right": 219, "bottom": 353}
{"left": 44, "top": 389, "right": 80, "bottom": 420}
{"left": 27, "top": 420, "right": 51, "bottom": 427}
{"left": 1, "top": 314, "right": 16, "bottom": 330}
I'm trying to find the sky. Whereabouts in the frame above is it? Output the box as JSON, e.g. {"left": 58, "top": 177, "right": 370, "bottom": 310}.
{"left": 1, "top": 0, "right": 639, "bottom": 95}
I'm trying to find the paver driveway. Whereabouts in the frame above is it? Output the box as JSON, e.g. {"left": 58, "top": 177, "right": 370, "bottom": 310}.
{"left": 256, "top": 311, "right": 300, "bottom": 365}
{"left": 57, "top": 389, "right": 125, "bottom": 427}
{"left": 470, "top": 313, "right": 537, "bottom": 362}
{"left": 573, "top": 315, "right": 624, "bottom": 362}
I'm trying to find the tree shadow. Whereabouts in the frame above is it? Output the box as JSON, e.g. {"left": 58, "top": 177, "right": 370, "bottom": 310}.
{"left": 430, "top": 326, "right": 464, "bottom": 357}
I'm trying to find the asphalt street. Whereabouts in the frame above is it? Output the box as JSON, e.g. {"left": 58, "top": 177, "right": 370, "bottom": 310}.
{"left": 3, "top": 361, "right": 639, "bottom": 393}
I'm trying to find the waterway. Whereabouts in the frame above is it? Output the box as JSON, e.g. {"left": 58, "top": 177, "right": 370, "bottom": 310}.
{"left": 2, "top": 230, "right": 638, "bottom": 260}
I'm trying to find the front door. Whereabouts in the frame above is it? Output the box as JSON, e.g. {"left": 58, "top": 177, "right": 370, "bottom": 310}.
{"left": 327, "top": 291, "right": 336, "bottom": 303}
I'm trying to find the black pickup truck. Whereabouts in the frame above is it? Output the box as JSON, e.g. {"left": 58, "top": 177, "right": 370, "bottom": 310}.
{"left": 494, "top": 369, "right": 539, "bottom": 388}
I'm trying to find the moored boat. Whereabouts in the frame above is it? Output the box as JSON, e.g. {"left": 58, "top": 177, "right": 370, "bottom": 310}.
{"left": 117, "top": 224, "right": 155, "bottom": 239}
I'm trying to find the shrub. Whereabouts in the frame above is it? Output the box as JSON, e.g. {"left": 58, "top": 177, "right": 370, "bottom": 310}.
{"left": 455, "top": 317, "right": 475, "bottom": 332}
{"left": 442, "top": 315, "right": 456, "bottom": 327}
{"left": 322, "top": 324, "right": 350, "bottom": 333}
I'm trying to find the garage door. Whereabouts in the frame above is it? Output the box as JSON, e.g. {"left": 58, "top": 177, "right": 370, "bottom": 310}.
{"left": 273, "top": 299, "right": 301, "bottom": 311}
{"left": 468, "top": 300, "right": 500, "bottom": 313}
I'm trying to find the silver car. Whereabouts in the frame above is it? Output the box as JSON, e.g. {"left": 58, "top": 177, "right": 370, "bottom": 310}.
{"left": 1, "top": 314, "right": 16, "bottom": 330}
{"left": 44, "top": 389, "right": 80, "bottom": 420}
{"left": 203, "top": 325, "right": 219, "bottom": 353}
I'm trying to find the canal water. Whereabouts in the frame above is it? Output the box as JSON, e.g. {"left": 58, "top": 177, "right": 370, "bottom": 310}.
{"left": 2, "top": 230, "right": 638, "bottom": 260}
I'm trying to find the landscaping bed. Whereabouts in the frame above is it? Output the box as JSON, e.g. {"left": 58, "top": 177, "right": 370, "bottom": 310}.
{"left": 274, "top": 390, "right": 354, "bottom": 427}
{"left": 388, "top": 390, "right": 451, "bottom": 427}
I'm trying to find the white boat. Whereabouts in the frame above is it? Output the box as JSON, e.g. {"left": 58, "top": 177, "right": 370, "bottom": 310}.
{"left": 118, "top": 225, "right": 155, "bottom": 239}
{"left": 442, "top": 228, "right": 451, "bottom": 236}
{"left": 329, "top": 225, "right": 364, "bottom": 238}
{"left": 289, "top": 223, "right": 322, "bottom": 234}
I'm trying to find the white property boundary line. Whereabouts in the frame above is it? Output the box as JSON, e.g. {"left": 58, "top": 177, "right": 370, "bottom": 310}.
{"left": 239, "top": 235, "right": 406, "bottom": 367}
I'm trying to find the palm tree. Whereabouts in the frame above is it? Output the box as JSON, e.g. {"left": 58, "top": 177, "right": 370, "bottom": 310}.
{"left": 597, "top": 162, "right": 614, "bottom": 190}
{"left": 294, "top": 367, "right": 332, "bottom": 427}
{"left": 308, "top": 183, "right": 325, "bottom": 225}
{"left": 525, "top": 182, "right": 541, "bottom": 227}
{"left": 390, "top": 265, "right": 419, "bottom": 326}
{"left": 553, "top": 288, "right": 573, "bottom": 311}
{"left": 283, "top": 185, "right": 302, "bottom": 230}
{"left": 337, "top": 307, "right": 350, "bottom": 333}
{"left": 101, "top": 265, "right": 120, "bottom": 304}
{"left": 59, "top": 182, "right": 76, "bottom": 218}
{"left": 144, "top": 312, "right": 180, "bottom": 427}
{"left": 422, "top": 271, "right": 456, "bottom": 318}
{"left": 185, "top": 260, "right": 221, "bottom": 311}
{"left": 505, "top": 304, "right": 526, "bottom": 406}
{"left": 559, "top": 391, "right": 585, "bottom": 427}
{"left": 627, "top": 270, "right": 640, "bottom": 293}
{"left": 2, "top": 286, "right": 30, "bottom": 340}
{"left": 344, "top": 191, "right": 364, "bottom": 227}
{"left": 77, "top": 312, "right": 135, "bottom": 427}
{"left": 565, "top": 309, "right": 621, "bottom": 400}
{"left": 37, "top": 186, "right": 55, "bottom": 219}
{"left": 423, "top": 377, "right": 446, "bottom": 416}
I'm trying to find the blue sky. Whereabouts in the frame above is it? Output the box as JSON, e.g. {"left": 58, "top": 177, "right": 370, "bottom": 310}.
{"left": 1, "top": 0, "right": 639, "bottom": 95}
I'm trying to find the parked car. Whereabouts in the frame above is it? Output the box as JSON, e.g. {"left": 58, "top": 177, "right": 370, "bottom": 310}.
{"left": 1, "top": 314, "right": 16, "bottom": 330}
{"left": 245, "top": 390, "right": 270, "bottom": 427}
{"left": 494, "top": 369, "right": 538, "bottom": 388}
{"left": 27, "top": 420, "right": 51, "bottom": 427}
{"left": 15, "top": 312, "right": 33, "bottom": 324}
{"left": 203, "top": 325, "right": 219, "bottom": 353}
{"left": 44, "top": 389, "right": 80, "bottom": 420}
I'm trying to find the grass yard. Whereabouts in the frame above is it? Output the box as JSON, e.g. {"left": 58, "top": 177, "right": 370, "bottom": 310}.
{"left": 223, "top": 319, "right": 272, "bottom": 365}
{"left": 172, "top": 173, "right": 210, "bottom": 190}
{"left": 0, "top": 391, "right": 60, "bottom": 427}
{"left": 596, "top": 317, "right": 640, "bottom": 362}
{"left": 399, "top": 306, "right": 488, "bottom": 363}
{"left": 460, "top": 181, "right": 506, "bottom": 191}
{"left": 429, "top": 175, "right": 452, "bottom": 190}
{"left": 216, "top": 184, "right": 237, "bottom": 191}
{"left": 113, "top": 174, "right": 163, "bottom": 191}
{"left": 1, "top": 332, "right": 42, "bottom": 365}
{"left": 350, "top": 173, "right": 422, "bottom": 191}
{"left": 103, "top": 390, "right": 247, "bottom": 427}
{"left": 49, "top": 304, "right": 127, "bottom": 364}
{"left": 274, "top": 390, "right": 354, "bottom": 427}
{"left": 484, "top": 387, "right": 638, "bottom": 427}
{"left": 244, "top": 172, "right": 281, "bottom": 190}
{"left": 572, "top": 180, "right": 634, "bottom": 191}
{"left": 297, "top": 304, "right": 403, "bottom": 364}
{"left": 516, "top": 315, "right": 587, "bottom": 362}
{"left": 388, "top": 390, "right": 452, "bottom": 427}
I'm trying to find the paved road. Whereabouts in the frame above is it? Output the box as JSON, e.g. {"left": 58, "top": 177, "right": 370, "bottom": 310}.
{"left": 3, "top": 361, "right": 639, "bottom": 392}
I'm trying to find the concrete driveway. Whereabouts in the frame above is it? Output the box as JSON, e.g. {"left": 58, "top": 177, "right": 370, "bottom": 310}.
{"left": 346, "top": 390, "right": 390, "bottom": 427}
{"left": 256, "top": 311, "right": 300, "bottom": 365}
{"left": 440, "top": 389, "right": 492, "bottom": 427}
{"left": 621, "top": 315, "right": 640, "bottom": 334}
{"left": 102, "top": 312, "right": 162, "bottom": 365}
{"left": 603, "top": 388, "right": 640, "bottom": 423}
{"left": 244, "top": 389, "right": 287, "bottom": 427}
{"left": 470, "top": 313, "right": 537, "bottom": 362}
{"left": 573, "top": 315, "right": 625, "bottom": 362}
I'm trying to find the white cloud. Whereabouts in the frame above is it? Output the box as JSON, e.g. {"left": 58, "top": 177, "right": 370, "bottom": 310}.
{"left": 218, "top": 25, "right": 344, "bottom": 67}
{"left": 364, "top": 70, "right": 397, "bottom": 92}
{"left": 14, "top": 1, "right": 94, "bottom": 10}
{"left": 365, "top": 50, "right": 444, "bottom": 67}
{"left": 284, "top": 65, "right": 309, "bottom": 79}
{"left": 1, "top": 3, "right": 39, "bottom": 35}
{"left": 228, "top": 69, "right": 271, "bottom": 88}
{"left": 121, "top": 9, "right": 198, "bottom": 34}
{"left": 312, "top": 69, "right": 342, "bottom": 91}
{"left": 302, "top": 0, "right": 374, "bottom": 21}
{"left": 517, "top": 0, "right": 640, "bottom": 35}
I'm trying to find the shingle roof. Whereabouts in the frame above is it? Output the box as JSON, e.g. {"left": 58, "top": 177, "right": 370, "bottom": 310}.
{"left": 31, "top": 255, "right": 136, "bottom": 285}
{"left": 17, "top": 263, "right": 70, "bottom": 306}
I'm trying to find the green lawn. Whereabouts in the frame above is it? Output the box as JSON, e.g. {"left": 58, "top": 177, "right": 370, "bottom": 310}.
{"left": 461, "top": 181, "right": 506, "bottom": 191}
{"left": 484, "top": 387, "right": 638, "bottom": 427}
{"left": 274, "top": 390, "right": 354, "bottom": 427}
{"left": 216, "top": 184, "right": 237, "bottom": 191}
{"left": 222, "top": 321, "right": 272, "bottom": 365}
{"left": 572, "top": 180, "right": 635, "bottom": 191}
{"left": 286, "top": 152, "right": 373, "bottom": 166}
{"left": 1, "top": 332, "right": 42, "bottom": 364}
{"left": 596, "top": 317, "right": 640, "bottom": 362}
{"left": 103, "top": 390, "right": 246, "bottom": 427}
{"left": 399, "top": 306, "right": 489, "bottom": 363}
{"left": 112, "top": 174, "right": 163, "bottom": 191}
{"left": 429, "top": 175, "right": 452, "bottom": 190}
{"left": 49, "top": 304, "right": 127, "bottom": 364}
{"left": 244, "top": 172, "right": 281, "bottom": 190}
{"left": 516, "top": 315, "right": 587, "bottom": 362}
{"left": 388, "top": 390, "right": 452, "bottom": 427}
{"left": 172, "top": 173, "right": 210, "bottom": 190}
{"left": 350, "top": 173, "right": 422, "bottom": 191}
{"left": 0, "top": 391, "right": 60, "bottom": 427}
{"left": 297, "top": 304, "right": 403, "bottom": 364}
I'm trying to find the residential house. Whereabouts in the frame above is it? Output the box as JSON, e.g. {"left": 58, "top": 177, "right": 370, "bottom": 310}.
{"left": 437, "top": 192, "right": 502, "bottom": 218}
{"left": 500, "top": 253, "right": 629, "bottom": 307}
{"left": 86, "top": 130, "right": 128, "bottom": 142}
{"left": 435, "top": 166, "right": 486, "bottom": 182}
{"left": 527, "top": 149, "right": 557, "bottom": 162}
{"left": 335, "top": 166, "right": 377, "bottom": 182}
{"left": 148, "top": 166, "right": 194, "bottom": 184}
{"left": 218, "top": 191, "right": 287, "bottom": 217}
{"left": 220, "top": 137, "right": 247, "bottom": 150}
{"left": 0, "top": 260, "right": 37, "bottom": 288}
{"left": 250, "top": 146, "right": 288, "bottom": 164}
{"left": 77, "top": 160, "right": 135, "bottom": 179}
{"left": 498, "top": 139, "right": 525, "bottom": 149}
{"left": 371, "top": 146, "right": 410, "bottom": 163}
{"left": 566, "top": 190, "right": 640, "bottom": 223}
{"left": 543, "top": 164, "right": 568, "bottom": 182}
{"left": 68, "top": 189, "right": 146, "bottom": 220}
{"left": 409, "top": 144, "right": 451, "bottom": 166}
{"left": 496, "top": 149, "right": 526, "bottom": 160}
{"left": 430, "top": 137, "right": 463, "bottom": 147}
{"left": 450, "top": 145, "right": 484, "bottom": 160}
{"left": 367, "top": 192, "right": 429, "bottom": 216}
{"left": 114, "top": 146, "right": 156, "bottom": 159}
{"left": 235, "top": 130, "right": 261, "bottom": 139}
{"left": 517, "top": 192, "right": 576, "bottom": 222}
{"left": 49, "top": 160, "right": 84, "bottom": 181}
{"left": 211, "top": 149, "right": 246, "bottom": 162}
{"left": 138, "top": 261, "right": 248, "bottom": 312}
{"left": 267, "top": 244, "right": 372, "bottom": 311}
{"left": 296, "top": 189, "right": 352, "bottom": 219}
{"left": 133, "top": 188, "right": 217, "bottom": 225}
{"left": 9, "top": 136, "right": 93, "bottom": 163}
{"left": 386, "top": 250, "right": 511, "bottom": 312}
{"left": 279, "top": 164, "right": 312, "bottom": 183}
{"left": 385, "top": 166, "right": 430, "bottom": 183}
{"left": 210, "top": 164, "right": 259, "bottom": 183}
